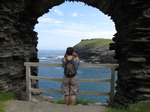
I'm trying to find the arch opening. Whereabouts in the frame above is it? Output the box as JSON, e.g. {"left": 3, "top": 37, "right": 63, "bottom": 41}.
{"left": 34, "top": 1, "right": 116, "bottom": 50}
{"left": 34, "top": 1, "right": 116, "bottom": 102}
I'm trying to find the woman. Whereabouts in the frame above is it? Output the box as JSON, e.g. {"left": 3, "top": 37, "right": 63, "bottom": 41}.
{"left": 61, "top": 47, "right": 80, "bottom": 106}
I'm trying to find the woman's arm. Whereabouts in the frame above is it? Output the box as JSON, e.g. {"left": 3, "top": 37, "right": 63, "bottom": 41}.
{"left": 73, "top": 52, "right": 78, "bottom": 57}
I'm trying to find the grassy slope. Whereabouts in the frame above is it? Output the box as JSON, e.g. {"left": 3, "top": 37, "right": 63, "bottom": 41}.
{"left": 75, "top": 38, "right": 113, "bottom": 50}
{"left": 0, "top": 92, "right": 15, "bottom": 112}
{"left": 106, "top": 100, "right": 150, "bottom": 112}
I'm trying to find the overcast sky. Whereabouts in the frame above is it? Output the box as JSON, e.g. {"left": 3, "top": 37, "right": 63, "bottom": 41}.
{"left": 34, "top": 1, "right": 116, "bottom": 50}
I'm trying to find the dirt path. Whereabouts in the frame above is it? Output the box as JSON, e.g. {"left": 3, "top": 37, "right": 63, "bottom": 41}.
{"left": 6, "top": 100, "right": 107, "bottom": 112}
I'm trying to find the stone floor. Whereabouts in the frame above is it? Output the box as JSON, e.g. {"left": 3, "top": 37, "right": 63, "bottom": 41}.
{"left": 6, "top": 100, "right": 107, "bottom": 112}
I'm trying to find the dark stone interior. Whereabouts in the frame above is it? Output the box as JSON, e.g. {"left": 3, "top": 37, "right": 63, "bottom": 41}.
{"left": 0, "top": 0, "right": 150, "bottom": 108}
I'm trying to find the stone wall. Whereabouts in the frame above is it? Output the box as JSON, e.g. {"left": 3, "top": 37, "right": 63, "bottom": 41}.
{"left": 0, "top": 0, "right": 150, "bottom": 108}
{"left": 109, "top": 1, "right": 150, "bottom": 107}
{"left": 0, "top": 0, "right": 38, "bottom": 99}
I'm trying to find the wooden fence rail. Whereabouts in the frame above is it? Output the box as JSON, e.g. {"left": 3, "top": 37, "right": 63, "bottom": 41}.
{"left": 24, "top": 62, "right": 118, "bottom": 103}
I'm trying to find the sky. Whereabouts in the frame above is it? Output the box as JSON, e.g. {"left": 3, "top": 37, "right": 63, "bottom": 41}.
{"left": 34, "top": 1, "right": 116, "bottom": 50}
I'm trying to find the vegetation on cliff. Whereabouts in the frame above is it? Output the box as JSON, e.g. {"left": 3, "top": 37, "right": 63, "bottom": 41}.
{"left": 75, "top": 38, "right": 113, "bottom": 50}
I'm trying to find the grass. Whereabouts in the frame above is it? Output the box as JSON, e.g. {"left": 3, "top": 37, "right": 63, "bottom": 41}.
{"left": 106, "top": 100, "right": 150, "bottom": 112}
{"left": 0, "top": 92, "right": 15, "bottom": 112}
{"left": 76, "top": 38, "right": 113, "bottom": 50}
{"left": 53, "top": 98, "right": 96, "bottom": 105}
{"left": 1, "top": 92, "right": 149, "bottom": 112}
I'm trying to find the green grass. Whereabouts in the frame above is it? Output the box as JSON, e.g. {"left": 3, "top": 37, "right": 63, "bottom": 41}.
{"left": 1, "top": 92, "right": 149, "bottom": 112}
{"left": 75, "top": 98, "right": 95, "bottom": 105}
{"left": 76, "top": 38, "right": 113, "bottom": 50}
{"left": 0, "top": 92, "right": 15, "bottom": 112}
{"left": 106, "top": 100, "right": 150, "bottom": 112}
{"left": 53, "top": 98, "right": 96, "bottom": 105}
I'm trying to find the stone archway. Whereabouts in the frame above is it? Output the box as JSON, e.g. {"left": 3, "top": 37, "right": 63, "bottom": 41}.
{"left": 0, "top": 0, "right": 150, "bottom": 108}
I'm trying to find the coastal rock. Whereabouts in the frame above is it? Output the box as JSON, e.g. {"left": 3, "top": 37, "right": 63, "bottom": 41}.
{"left": 73, "top": 39, "right": 117, "bottom": 63}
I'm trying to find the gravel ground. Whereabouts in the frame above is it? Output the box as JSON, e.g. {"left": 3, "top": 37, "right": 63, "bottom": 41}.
{"left": 6, "top": 100, "right": 107, "bottom": 112}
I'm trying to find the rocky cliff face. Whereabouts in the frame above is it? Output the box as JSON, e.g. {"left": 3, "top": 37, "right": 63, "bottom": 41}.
{"left": 73, "top": 39, "right": 117, "bottom": 63}
{"left": 0, "top": 0, "right": 39, "bottom": 99}
{"left": 0, "top": 0, "right": 150, "bottom": 108}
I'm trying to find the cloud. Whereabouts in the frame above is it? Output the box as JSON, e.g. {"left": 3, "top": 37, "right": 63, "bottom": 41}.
{"left": 53, "top": 9, "right": 63, "bottom": 16}
{"left": 38, "top": 17, "right": 63, "bottom": 24}
{"left": 37, "top": 17, "right": 116, "bottom": 39}
{"left": 87, "top": 31, "right": 116, "bottom": 38}
{"left": 43, "top": 28, "right": 116, "bottom": 39}
{"left": 36, "top": 16, "right": 116, "bottom": 39}
{"left": 71, "top": 13, "right": 78, "bottom": 17}
{"left": 66, "top": 22, "right": 88, "bottom": 30}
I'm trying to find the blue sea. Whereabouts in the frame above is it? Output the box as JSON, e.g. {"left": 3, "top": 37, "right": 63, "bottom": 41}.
{"left": 38, "top": 50, "right": 116, "bottom": 102}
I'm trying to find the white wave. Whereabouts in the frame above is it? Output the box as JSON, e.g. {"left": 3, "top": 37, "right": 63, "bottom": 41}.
{"left": 39, "top": 57, "right": 47, "bottom": 59}
{"left": 45, "top": 55, "right": 64, "bottom": 59}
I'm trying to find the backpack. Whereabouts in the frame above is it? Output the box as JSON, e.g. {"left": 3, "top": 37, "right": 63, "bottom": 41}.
{"left": 64, "top": 56, "right": 77, "bottom": 78}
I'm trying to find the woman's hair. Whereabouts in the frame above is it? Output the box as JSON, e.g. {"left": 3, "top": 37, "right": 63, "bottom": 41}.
{"left": 66, "top": 47, "right": 75, "bottom": 55}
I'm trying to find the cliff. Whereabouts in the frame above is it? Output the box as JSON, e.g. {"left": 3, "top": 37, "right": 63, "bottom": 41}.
{"left": 74, "top": 39, "right": 117, "bottom": 63}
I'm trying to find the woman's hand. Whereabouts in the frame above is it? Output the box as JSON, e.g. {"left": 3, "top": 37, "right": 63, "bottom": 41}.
{"left": 73, "top": 52, "right": 78, "bottom": 57}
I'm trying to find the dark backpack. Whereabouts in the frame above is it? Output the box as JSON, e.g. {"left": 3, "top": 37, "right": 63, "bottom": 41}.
{"left": 64, "top": 56, "right": 77, "bottom": 78}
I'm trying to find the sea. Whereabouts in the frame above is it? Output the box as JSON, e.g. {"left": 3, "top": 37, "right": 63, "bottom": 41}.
{"left": 38, "top": 50, "right": 116, "bottom": 103}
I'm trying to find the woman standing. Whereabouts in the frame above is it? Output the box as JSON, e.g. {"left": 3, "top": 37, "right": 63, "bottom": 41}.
{"left": 61, "top": 47, "right": 80, "bottom": 106}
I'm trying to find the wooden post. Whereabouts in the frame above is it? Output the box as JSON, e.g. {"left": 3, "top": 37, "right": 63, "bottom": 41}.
{"left": 110, "top": 68, "right": 115, "bottom": 103}
{"left": 26, "top": 65, "right": 31, "bottom": 101}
